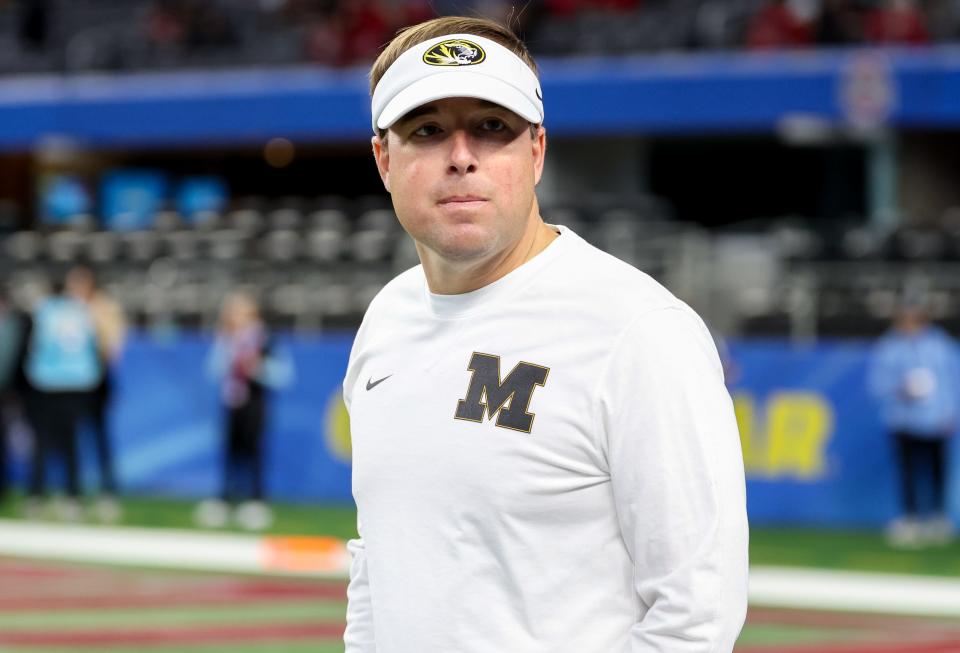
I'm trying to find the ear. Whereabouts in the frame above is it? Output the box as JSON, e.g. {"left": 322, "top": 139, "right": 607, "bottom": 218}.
{"left": 532, "top": 125, "right": 547, "bottom": 186}
{"left": 372, "top": 134, "right": 390, "bottom": 192}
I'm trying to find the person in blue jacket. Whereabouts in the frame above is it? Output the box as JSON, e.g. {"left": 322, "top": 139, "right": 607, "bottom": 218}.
{"left": 869, "top": 292, "right": 960, "bottom": 547}
{"left": 23, "top": 281, "right": 102, "bottom": 520}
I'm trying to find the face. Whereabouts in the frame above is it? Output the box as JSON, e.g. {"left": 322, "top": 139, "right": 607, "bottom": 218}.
{"left": 896, "top": 307, "right": 927, "bottom": 333}
{"left": 222, "top": 294, "right": 258, "bottom": 332}
{"left": 372, "top": 97, "right": 546, "bottom": 264}
{"left": 65, "top": 267, "right": 94, "bottom": 300}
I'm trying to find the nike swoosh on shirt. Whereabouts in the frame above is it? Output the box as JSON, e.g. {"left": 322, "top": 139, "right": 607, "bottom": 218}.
{"left": 366, "top": 375, "right": 392, "bottom": 391}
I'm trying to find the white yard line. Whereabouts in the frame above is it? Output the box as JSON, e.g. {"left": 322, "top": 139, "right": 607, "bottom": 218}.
{"left": 0, "top": 519, "right": 349, "bottom": 578}
{"left": 3, "top": 518, "right": 960, "bottom": 616}
{"left": 749, "top": 565, "right": 960, "bottom": 617}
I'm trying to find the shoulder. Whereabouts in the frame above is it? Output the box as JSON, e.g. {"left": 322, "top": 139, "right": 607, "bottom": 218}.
{"left": 348, "top": 264, "right": 423, "bottom": 356}
{"left": 362, "top": 264, "right": 423, "bottom": 322}
{"left": 928, "top": 326, "right": 959, "bottom": 350}
{"left": 536, "top": 227, "right": 697, "bottom": 330}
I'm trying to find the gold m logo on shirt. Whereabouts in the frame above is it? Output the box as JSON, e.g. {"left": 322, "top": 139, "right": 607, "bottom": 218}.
{"left": 454, "top": 352, "right": 549, "bottom": 434}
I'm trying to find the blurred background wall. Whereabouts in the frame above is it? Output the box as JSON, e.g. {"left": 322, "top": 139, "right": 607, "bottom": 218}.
{"left": 2, "top": 0, "right": 960, "bottom": 527}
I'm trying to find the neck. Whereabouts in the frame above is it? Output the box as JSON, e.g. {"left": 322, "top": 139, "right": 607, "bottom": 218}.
{"left": 419, "top": 211, "right": 559, "bottom": 295}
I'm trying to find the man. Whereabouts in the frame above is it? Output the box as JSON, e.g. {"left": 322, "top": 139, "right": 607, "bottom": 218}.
{"left": 66, "top": 265, "right": 127, "bottom": 522}
{"left": 343, "top": 16, "right": 748, "bottom": 652}
{"left": 24, "top": 277, "right": 101, "bottom": 520}
{"left": 869, "top": 293, "right": 959, "bottom": 547}
{"left": 0, "top": 287, "right": 28, "bottom": 504}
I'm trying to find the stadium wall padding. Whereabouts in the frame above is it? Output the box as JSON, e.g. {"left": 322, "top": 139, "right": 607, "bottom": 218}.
{"left": 7, "top": 332, "right": 959, "bottom": 527}
{"left": 3, "top": 48, "right": 960, "bottom": 149}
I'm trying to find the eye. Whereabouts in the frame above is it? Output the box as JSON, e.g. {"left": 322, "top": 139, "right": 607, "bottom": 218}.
{"left": 479, "top": 118, "right": 506, "bottom": 132}
{"left": 412, "top": 123, "right": 441, "bottom": 137}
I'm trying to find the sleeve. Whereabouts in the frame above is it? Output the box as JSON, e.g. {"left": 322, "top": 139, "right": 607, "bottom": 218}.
{"left": 597, "top": 307, "right": 748, "bottom": 652}
{"left": 867, "top": 339, "right": 898, "bottom": 403}
{"left": 344, "top": 516, "right": 376, "bottom": 651}
{"left": 942, "top": 336, "right": 960, "bottom": 432}
{"left": 254, "top": 338, "right": 295, "bottom": 389}
{"left": 205, "top": 335, "right": 229, "bottom": 381}
{"left": 343, "top": 320, "right": 375, "bottom": 650}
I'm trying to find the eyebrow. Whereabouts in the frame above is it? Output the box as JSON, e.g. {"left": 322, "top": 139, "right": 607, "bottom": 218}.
{"left": 395, "top": 100, "right": 506, "bottom": 126}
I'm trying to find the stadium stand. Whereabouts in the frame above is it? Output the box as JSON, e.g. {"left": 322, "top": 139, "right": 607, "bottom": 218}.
{"left": 1, "top": 2, "right": 960, "bottom": 339}
{"left": 4, "top": 187, "right": 960, "bottom": 337}
{"left": 0, "top": 0, "right": 958, "bottom": 76}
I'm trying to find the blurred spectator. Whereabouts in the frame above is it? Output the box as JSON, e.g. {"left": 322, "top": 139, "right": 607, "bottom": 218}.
{"left": 747, "top": 0, "right": 814, "bottom": 49}
{"left": 815, "top": 0, "right": 862, "bottom": 44}
{"left": 66, "top": 266, "right": 127, "bottom": 523}
{"left": 146, "top": 0, "right": 187, "bottom": 48}
{"left": 2, "top": 0, "right": 959, "bottom": 71}
{"left": 863, "top": 0, "right": 930, "bottom": 45}
{"left": 338, "top": 0, "right": 392, "bottom": 64}
{"left": 23, "top": 278, "right": 102, "bottom": 521}
{"left": 17, "top": 0, "right": 49, "bottom": 51}
{"left": 184, "top": 1, "right": 238, "bottom": 49}
{"left": 0, "top": 288, "right": 29, "bottom": 504}
{"left": 304, "top": 10, "right": 344, "bottom": 65}
{"left": 868, "top": 293, "right": 959, "bottom": 548}
{"left": 196, "top": 293, "right": 293, "bottom": 531}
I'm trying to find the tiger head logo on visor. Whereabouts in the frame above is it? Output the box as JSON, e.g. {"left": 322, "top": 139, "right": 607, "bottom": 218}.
{"left": 422, "top": 39, "right": 486, "bottom": 66}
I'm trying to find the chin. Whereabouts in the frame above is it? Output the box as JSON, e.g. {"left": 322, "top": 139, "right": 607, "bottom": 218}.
{"left": 430, "top": 227, "right": 498, "bottom": 262}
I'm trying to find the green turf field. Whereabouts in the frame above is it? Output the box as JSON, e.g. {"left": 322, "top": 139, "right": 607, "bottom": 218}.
{"left": 750, "top": 527, "right": 960, "bottom": 577}
{"left": 0, "top": 493, "right": 360, "bottom": 540}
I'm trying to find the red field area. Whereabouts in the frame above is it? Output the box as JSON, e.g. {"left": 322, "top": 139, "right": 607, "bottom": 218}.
{"left": 740, "top": 607, "right": 960, "bottom": 652}
{"left": 2, "top": 557, "right": 960, "bottom": 652}
{"left": 0, "top": 557, "right": 347, "bottom": 652}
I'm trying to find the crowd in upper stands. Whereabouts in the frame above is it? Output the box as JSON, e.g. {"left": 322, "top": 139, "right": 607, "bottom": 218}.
{"left": 0, "top": 0, "right": 957, "bottom": 75}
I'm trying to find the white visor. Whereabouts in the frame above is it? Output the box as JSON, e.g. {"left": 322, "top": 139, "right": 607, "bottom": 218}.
{"left": 371, "top": 33, "right": 544, "bottom": 132}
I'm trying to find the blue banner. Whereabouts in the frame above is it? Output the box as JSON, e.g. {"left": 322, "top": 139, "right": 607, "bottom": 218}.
{"left": 3, "top": 48, "right": 960, "bottom": 150}
{"left": 7, "top": 333, "right": 958, "bottom": 527}
{"left": 730, "top": 339, "right": 960, "bottom": 527}
{"left": 101, "top": 331, "right": 355, "bottom": 502}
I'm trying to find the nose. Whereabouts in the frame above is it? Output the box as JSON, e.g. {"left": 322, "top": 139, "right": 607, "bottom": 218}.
{"left": 447, "top": 129, "right": 478, "bottom": 175}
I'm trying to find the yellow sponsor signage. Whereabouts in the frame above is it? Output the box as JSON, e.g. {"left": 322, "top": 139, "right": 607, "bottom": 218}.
{"left": 734, "top": 392, "right": 834, "bottom": 480}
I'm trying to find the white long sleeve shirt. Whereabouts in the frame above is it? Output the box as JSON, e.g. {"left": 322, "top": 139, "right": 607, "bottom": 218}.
{"left": 343, "top": 225, "right": 748, "bottom": 652}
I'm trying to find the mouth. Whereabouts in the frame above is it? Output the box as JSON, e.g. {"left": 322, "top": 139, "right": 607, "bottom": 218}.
{"left": 437, "top": 195, "right": 487, "bottom": 206}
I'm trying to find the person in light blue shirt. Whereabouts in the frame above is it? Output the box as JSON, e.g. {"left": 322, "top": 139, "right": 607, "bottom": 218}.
{"left": 868, "top": 294, "right": 960, "bottom": 547}
{"left": 23, "top": 281, "right": 102, "bottom": 520}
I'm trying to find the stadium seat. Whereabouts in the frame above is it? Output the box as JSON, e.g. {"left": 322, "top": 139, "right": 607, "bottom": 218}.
{"left": 47, "top": 231, "right": 85, "bottom": 262}
{"left": 318, "top": 282, "right": 353, "bottom": 319}
{"left": 154, "top": 210, "right": 183, "bottom": 232}
{"left": 306, "top": 229, "right": 344, "bottom": 263}
{"left": 86, "top": 231, "right": 120, "bottom": 264}
{"left": 5, "top": 231, "right": 43, "bottom": 263}
{"left": 165, "top": 231, "right": 201, "bottom": 261}
{"left": 227, "top": 208, "right": 265, "bottom": 235}
{"left": 207, "top": 229, "right": 247, "bottom": 261}
{"left": 350, "top": 230, "right": 394, "bottom": 263}
{"left": 268, "top": 207, "right": 304, "bottom": 231}
{"left": 192, "top": 211, "right": 223, "bottom": 231}
{"left": 357, "top": 209, "right": 399, "bottom": 234}
{"left": 309, "top": 209, "right": 350, "bottom": 235}
{"left": 841, "top": 227, "right": 886, "bottom": 260}
{"left": 889, "top": 228, "right": 948, "bottom": 261}
{"left": 263, "top": 229, "right": 302, "bottom": 262}
{"left": 122, "top": 231, "right": 161, "bottom": 262}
